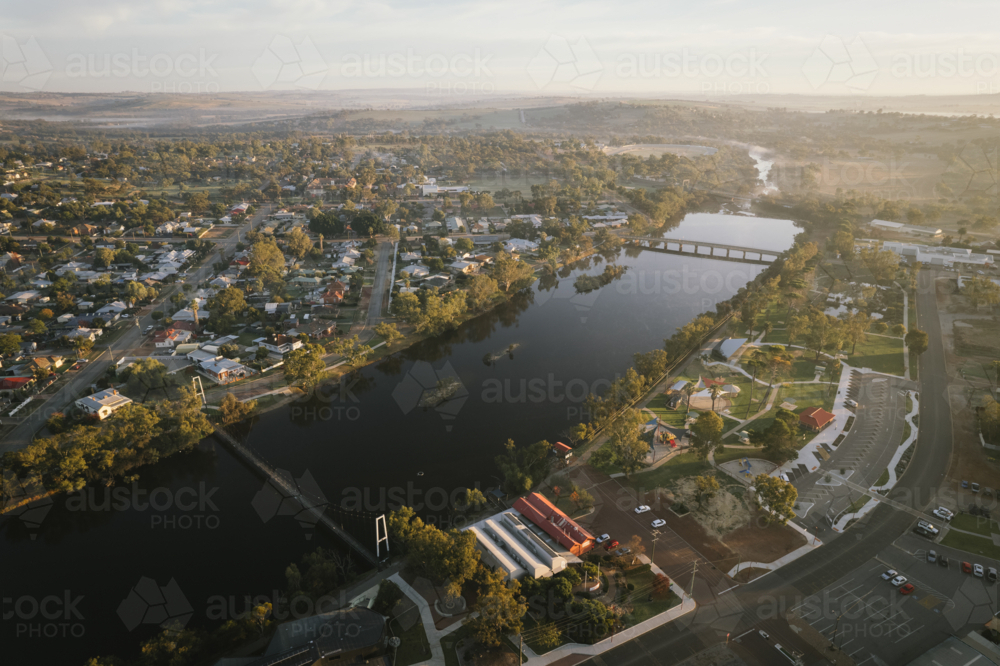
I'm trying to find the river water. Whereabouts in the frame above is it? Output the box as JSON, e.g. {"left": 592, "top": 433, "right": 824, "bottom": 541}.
{"left": 1, "top": 212, "right": 799, "bottom": 664}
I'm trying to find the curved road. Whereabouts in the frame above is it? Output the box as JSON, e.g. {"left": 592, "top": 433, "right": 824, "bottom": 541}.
{"left": 584, "top": 269, "right": 954, "bottom": 665}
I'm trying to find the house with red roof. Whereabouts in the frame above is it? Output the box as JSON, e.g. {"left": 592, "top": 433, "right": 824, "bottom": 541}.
{"left": 552, "top": 442, "right": 573, "bottom": 460}
{"left": 799, "top": 406, "right": 836, "bottom": 432}
{"left": 512, "top": 492, "right": 595, "bottom": 556}
{"left": 0, "top": 377, "right": 34, "bottom": 395}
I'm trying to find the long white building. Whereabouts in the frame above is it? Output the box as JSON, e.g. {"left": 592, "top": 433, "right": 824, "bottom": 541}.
{"left": 882, "top": 241, "right": 994, "bottom": 268}
{"left": 466, "top": 511, "right": 568, "bottom": 581}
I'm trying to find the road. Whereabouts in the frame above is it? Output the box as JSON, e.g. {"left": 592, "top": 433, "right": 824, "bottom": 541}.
{"left": 582, "top": 269, "right": 956, "bottom": 665}
{"left": 366, "top": 240, "right": 393, "bottom": 325}
{"left": 0, "top": 205, "right": 272, "bottom": 452}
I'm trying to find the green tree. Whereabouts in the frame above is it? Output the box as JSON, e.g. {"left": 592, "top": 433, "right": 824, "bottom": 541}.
{"left": 464, "top": 566, "right": 527, "bottom": 647}
{"left": 604, "top": 408, "right": 649, "bottom": 478}
{"left": 691, "top": 410, "right": 724, "bottom": 460}
{"left": 0, "top": 333, "right": 22, "bottom": 356}
{"left": 694, "top": 474, "right": 720, "bottom": 506}
{"left": 219, "top": 393, "right": 258, "bottom": 426}
{"left": 633, "top": 349, "right": 668, "bottom": 378}
{"left": 284, "top": 343, "right": 328, "bottom": 391}
{"left": 465, "top": 274, "right": 499, "bottom": 311}
{"left": 753, "top": 474, "right": 798, "bottom": 525}
{"left": 905, "top": 328, "right": 929, "bottom": 356}
{"left": 285, "top": 227, "right": 313, "bottom": 259}
{"left": 246, "top": 237, "right": 286, "bottom": 293}
{"left": 490, "top": 250, "right": 534, "bottom": 292}
{"left": 373, "top": 322, "right": 403, "bottom": 347}
{"left": 329, "top": 335, "right": 372, "bottom": 366}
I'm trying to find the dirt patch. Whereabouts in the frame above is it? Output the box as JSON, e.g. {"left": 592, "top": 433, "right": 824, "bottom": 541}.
{"left": 722, "top": 514, "right": 807, "bottom": 564}
{"left": 669, "top": 478, "right": 752, "bottom": 541}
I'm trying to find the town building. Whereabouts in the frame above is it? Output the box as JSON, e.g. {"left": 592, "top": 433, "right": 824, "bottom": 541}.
{"left": 799, "top": 406, "right": 836, "bottom": 432}
{"left": 512, "top": 492, "right": 595, "bottom": 556}
{"left": 76, "top": 388, "right": 133, "bottom": 420}
{"left": 466, "top": 511, "right": 569, "bottom": 582}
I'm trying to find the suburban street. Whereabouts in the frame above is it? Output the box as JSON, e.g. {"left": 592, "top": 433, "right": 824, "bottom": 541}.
{"left": 582, "top": 268, "right": 960, "bottom": 666}
{"left": 0, "top": 205, "right": 271, "bottom": 452}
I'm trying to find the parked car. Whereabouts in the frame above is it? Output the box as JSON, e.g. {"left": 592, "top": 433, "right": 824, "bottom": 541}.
{"left": 614, "top": 547, "right": 631, "bottom": 558}
{"left": 891, "top": 575, "right": 908, "bottom": 587}
{"left": 932, "top": 507, "right": 953, "bottom": 521}
{"left": 604, "top": 540, "right": 620, "bottom": 551}
{"left": 758, "top": 630, "right": 770, "bottom": 640}
{"left": 973, "top": 483, "right": 981, "bottom": 493}
{"left": 651, "top": 519, "right": 666, "bottom": 528}
{"left": 917, "top": 520, "right": 939, "bottom": 535}
{"left": 881, "top": 569, "right": 898, "bottom": 580}
{"left": 595, "top": 534, "right": 610, "bottom": 544}
{"left": 845, "top": 399, "right": 858, "bottom": 408}
{"left": 938, "top": 555, "right": 949, "bottom": 568}
{"left": 927, "top": 550, "right": 937, "bottom": 563}
{"left": 962, "top": 561, "right": 973, "bottom": 574}
{"left": 974, "top": 564, "right": 985, "bottom": 578}
{"left": 913, "top": 526, "right": 933, "bottom": 539}
{"left": 634, "top": 505, "right": 651, "bottom": 514}
{"left": 989, "top": 568, "right": 998, "bottom": 583}
{"left": 900, "top": 583, "right": 915, "bottom": 595}
{"left": 963, "top": 480, "right": 970, "bottom": 489}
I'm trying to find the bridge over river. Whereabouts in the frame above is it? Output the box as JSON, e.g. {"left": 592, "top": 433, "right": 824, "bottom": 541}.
{"left": 623, "top": 236, "right": 780, "bottom": 265}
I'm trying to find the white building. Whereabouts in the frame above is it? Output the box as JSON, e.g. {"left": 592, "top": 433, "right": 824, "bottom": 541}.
{"left": 869, "top": 219, "right": 943, "bottom": 237}
{"left": 465, "top": 511, "right": 569, "bottom": 582}
{"left": 76, "top": 388, "right": 132, "bottom": 420}
{"left": 882, "top": 241, "right": 994, "bottom": 268}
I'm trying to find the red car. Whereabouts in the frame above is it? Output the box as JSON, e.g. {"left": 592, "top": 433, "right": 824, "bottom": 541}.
{"left": 899, "top": 583, "right": 915, "bottom": 595}
{"left": 962, "top": 561, "right": 973, "bottom": 574}
{"left": 604, "top": 540, "right": 620, "bottom": 551}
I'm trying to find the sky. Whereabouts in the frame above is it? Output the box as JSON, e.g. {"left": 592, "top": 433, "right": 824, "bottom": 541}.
{"left": 1, "top": 0, "right": 998, "bottom": 97}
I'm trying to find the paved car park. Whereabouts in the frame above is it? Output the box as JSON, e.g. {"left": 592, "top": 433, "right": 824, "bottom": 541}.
{"left": 790, "top": 561, "right": 951, "bottom": 664}
{"left": 790, "top": 373, "right": 915, "bottom": 539}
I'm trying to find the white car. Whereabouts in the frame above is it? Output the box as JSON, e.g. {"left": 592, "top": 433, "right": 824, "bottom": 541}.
{"left": 891, "top": 575, "right": 907, "bottom": 587}
{"left": 651, "top": 519, "right": 666, "bottom": 528}
{"left": 974, "top": 564, "right": 985, "bottom": 578}
{"left": 881, "top": 569, "right": 897, "bottom": 580}
{"left": 121, "top": 313, "right": 130, "bottom": 318}
{"left": 595, "top": 534, "right": 611, "bottom": 544}
{"left": 634, "top": 505, "right": 651, "bottom": 514}
{"left": 932, "top": 508, "right": 953, "bottom": 521}
{"left": 845, "top": 399, "right": 859, "bottom": 408}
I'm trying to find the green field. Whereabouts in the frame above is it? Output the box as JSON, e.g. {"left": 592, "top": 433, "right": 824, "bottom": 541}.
{"left": 940, "top": 530, "right": 1000, "bottom": 560}
{"left": 949, "top": 513, "right": 999, "bottom": 537}
{"left": 628, "top": 451, "right": 715, "bottom": 491}
{"left": 623, "top": 565, "right": 682, "bottom": 625}
{"left": 645, "top": 393, "right": 690, "bottom": 427}
{"left": 848, "top": 335, "right": 905, "bottom": 376}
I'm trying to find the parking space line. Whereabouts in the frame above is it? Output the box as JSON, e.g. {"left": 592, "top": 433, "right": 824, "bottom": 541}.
{"left": 895, "top": 624, "right": 923, "bottom": 642}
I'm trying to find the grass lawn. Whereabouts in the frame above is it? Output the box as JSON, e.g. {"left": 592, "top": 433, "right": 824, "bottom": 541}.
{"left": 714, "top": 447, "right": 760, "bottom": 465}
{"left": 848, "top": 335, "right": 905, "bottom": 376}
{"left": 441, "top": 624, "right": 472, "bottom": 666}
{"left": 645, "top": 393, "right": 690, "bottom": 427}
{"left": 940, "top": 530, "right": 1000, "bottom": 560}
{"left": 875, "top": 468, "right": 890, "bottom": 486}
{"left": 949, "top": 513, "right": 999, "bottom": 537}
{"left": 628, "top": 451, "right": 715, "bottom": 491}
{"left": 389, "top": 616, "right": 432, "bottom": 666}
{"left": 846, "top": 495, "right": 872, "bottom": 514}
{"left": 623, "top": 565, "right": 681, "bottom": 625}
{"left": 789, "top": 356, "right": 822, "bottom": 382}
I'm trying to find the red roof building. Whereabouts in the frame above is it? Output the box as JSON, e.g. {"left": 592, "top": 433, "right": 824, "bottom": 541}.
{"left": 512, "top": 492, "right": 595, "bottom": 555}
{"left": 799, "top": 406, "right": 835, "bottom": 431}
{"left": 0, "top": 377, "right": 34, "bottom": 393}
{"left": 552, "top": 442, "right": 573, "bottom": 459}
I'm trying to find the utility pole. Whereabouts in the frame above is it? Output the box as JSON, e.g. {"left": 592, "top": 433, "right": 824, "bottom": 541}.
{"left": 689, "top": 560, "right": 698, "bottom": 598}
{"left": 650, "top": 529, "right": 661, "bottom": 561}
{"left": 519, "top": 634, "right": 523, "bottom": 665}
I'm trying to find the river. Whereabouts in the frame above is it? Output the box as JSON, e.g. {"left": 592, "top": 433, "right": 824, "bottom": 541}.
{"left": 1, "top": 212, "right": 799, "bottom": 664}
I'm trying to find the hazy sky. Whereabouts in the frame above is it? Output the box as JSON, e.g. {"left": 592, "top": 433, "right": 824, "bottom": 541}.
{"left": 1, "top": 0, "right": 998, "bottom": 97}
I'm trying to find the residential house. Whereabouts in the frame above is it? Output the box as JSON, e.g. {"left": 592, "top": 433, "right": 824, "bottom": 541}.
{"left": 256, "top": 334, "right": 303, "bottom": 356}
{"left": 321, "top": 281, "right": 347, "bottom": 304}
{"left": 75, "top": 388, "right": 133, "bottom": 420}
{"left": 449, "top": 260, "right": 477, "bottom": 275}
{"left": 152, "top": 328, "right": 193, "bottom": 348}
{"left": 199, "top": 358, "right": 254, "bottom": 384}
{"left": 0, "top": 376, "right": 34, "bottom": 395}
